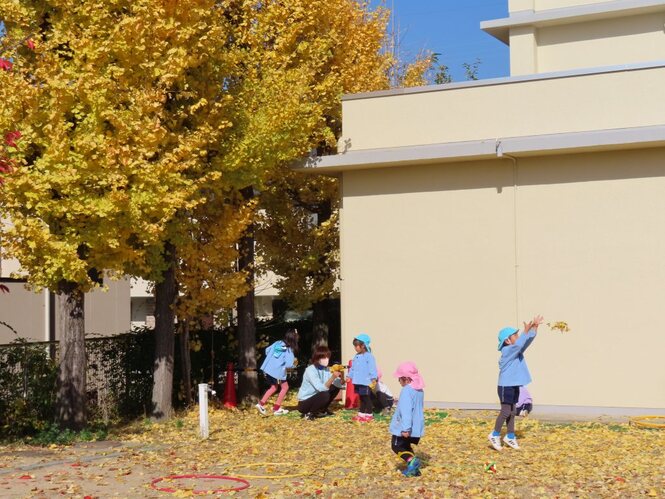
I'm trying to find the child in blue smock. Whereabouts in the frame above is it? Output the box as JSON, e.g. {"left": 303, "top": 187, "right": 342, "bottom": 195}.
{"left": 348, "top": 333, "right": 377, "bottom": 422}
{"left": 256, "top": 328, "right": 299, "bottom": 416}
{"left": 489, "top": 314, "right": 542, "bottom": 451}
{"left": 390, "top": 361, "right": 425, "bottom": 477}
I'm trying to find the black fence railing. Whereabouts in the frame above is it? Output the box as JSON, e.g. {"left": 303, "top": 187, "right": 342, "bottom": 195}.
{"left": 0, "top": 317, "right": 338, "bottom": 438}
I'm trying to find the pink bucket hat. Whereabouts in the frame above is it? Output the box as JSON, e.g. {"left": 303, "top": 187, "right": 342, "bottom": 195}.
{"left": 393, "top": 361, "right": 425, "bottom": 390}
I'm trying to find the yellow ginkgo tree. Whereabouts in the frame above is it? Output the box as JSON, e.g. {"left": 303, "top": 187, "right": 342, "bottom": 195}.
{"left": 0, "top": 0, "right": 326, "bottom": 422}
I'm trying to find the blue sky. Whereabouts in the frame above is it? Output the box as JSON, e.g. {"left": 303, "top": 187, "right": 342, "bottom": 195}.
{"left": 370, "top": 0, "right": 510, "bottom": 82}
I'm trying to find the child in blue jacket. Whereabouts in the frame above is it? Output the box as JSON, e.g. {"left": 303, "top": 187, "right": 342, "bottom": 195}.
{"left": 390, "top": 361, "right": 425, "bottom": 477}
{"left": 256, "top": 329, "right": 299, "bottom": 416}
{"left": 489, "top": 314, "right": 542, "bottom": 451}
{"left": 348, "top": 333, "right": 377, "bottom": 422}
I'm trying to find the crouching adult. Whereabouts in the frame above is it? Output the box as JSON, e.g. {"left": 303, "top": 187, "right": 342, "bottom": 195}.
{"left": 297, "top": 346, "right": 344, "bottom": 420}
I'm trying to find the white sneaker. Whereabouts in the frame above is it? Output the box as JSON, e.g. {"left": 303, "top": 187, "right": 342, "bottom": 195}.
{"left": 255, "top": 403, "right": 267, "bottom": 415}
{"left": 273, "top": 408, "right": 289, "bottom": 415}
{"left": 503, "top": 436, "right": 520, "bottom": 449}
{"left": 488, "top": 433, "right": 503, "bottom": 451}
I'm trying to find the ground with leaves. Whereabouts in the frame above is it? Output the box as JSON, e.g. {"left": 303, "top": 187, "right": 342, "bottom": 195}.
{"left": 1, "top": 398, "right": 663, "bottom": 498}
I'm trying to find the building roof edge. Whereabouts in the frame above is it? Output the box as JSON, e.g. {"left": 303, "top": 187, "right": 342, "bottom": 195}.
{"left": 295, "top": 125, "right": 665, "bottom": 174}
{"left": 342, "top": 60, "right": 665, "bottom": 101}
{"left": 481, "top": 0, "right": 665, "bottom": 44}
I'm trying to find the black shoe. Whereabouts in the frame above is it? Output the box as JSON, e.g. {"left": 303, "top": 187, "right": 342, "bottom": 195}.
{"left": 304, "top": 413, "right": 316, "bottom": 421}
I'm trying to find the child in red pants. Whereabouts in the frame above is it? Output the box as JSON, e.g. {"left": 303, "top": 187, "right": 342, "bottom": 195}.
{"left": 256, "top": 329, "right": 299, "bottom": 415}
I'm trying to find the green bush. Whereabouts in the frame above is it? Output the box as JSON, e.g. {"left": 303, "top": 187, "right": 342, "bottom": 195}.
{"left": 28, "top": 423, "right": 108, "bottom": 446}
{"left": 0, "top": 339, "right": 58, "bottom": 438}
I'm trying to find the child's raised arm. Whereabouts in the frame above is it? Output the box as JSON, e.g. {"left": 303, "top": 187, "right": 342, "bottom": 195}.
{"left": 523, "top": 315, "right": 544, "bottom": 334}
{"left": 531, "top": 315, "right": 544, "bottom": 333}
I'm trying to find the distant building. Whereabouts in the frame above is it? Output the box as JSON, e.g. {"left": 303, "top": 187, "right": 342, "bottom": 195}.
{"left": 0, "top": 256, "right": 130, "bottom": 344}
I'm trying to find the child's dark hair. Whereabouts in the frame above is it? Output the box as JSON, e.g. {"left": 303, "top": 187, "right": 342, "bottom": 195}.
{"left": 284, "top": 328, "right": 299, "bottom": 354}
{"left": 311, "top": 346, "right": 331, "bottom": 365}
{"left": 352, "top": 338, "right": 367, "bottom": 352}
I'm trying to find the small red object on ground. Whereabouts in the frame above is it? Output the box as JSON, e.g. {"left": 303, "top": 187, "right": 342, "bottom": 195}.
{"left": 223, "top": 362, "right": 237, "bottom": 408}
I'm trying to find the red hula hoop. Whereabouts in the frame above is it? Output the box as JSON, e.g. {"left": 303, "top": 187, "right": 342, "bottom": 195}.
{"left": 150, "top": 474, "right": 250, "bottom": 494}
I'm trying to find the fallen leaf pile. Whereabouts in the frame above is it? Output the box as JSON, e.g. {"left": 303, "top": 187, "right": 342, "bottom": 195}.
{"left": 1, "top": 394, "right": 663, "bottom": 497}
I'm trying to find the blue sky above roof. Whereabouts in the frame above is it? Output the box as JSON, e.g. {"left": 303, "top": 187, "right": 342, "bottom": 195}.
{"left": 370, "top": 0, "right": 510, "bottom": 82}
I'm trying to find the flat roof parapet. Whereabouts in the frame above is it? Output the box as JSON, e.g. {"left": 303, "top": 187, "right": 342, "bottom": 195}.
{"left": 342, "top": 60, "right": 665, "bottom": 101}
{"left": 481, "top": 0, "right": 665, "bottom": 43}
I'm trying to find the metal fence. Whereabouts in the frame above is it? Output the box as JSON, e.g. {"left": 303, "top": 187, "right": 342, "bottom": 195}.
{"left": 0, "top": 318, "right": 331, "bottom": 436}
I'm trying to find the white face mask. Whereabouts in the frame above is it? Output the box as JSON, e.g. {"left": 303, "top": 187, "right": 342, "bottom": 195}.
{"left": 319, "top": 358, "right": 330, "bottom": 367}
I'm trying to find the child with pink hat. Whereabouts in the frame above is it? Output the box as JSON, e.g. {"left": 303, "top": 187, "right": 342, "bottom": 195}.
{"left": 390, "top": 361, "right": 425, "bottom": 477}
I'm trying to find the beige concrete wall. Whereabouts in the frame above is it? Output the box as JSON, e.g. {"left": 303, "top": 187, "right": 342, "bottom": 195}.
{"left": 340, "top": 148, "right": 665, "bottom": 409}
{"left": 0, "top": 284, "right": 47, "bottom": 343}
{"left": 0, "top": 278, "right": 131, "bottom": 343}
{"left": 510, "top": 26, "right": 538, "bottom": 75}
{"left": 0, "top": 257, "right": 21, "bottom": 278}
{"left": 340, "top": 160, "right": 518, "bottom": 406}
{"left": 516, "top": 147, "right": 665, "bottom": 408}
{"left": 1, "top": 218, "right": 23, "bottom": 279}
{"left": 509, "top": 0, "right": 610, "bottom": 11}
{"left": 537, "top": 13, "right": 665, "bottom": 73}
{"left": 341, "top": 66, "right": 665, "bottom": 151}
{"left": 535, "top": 0, "right": 612, "bottom": 10}
{"left": 509, "top": 0, "right": 534, "bottom": 11}
{"left": 81, "top": 278, "right": 131, "bottom": 337}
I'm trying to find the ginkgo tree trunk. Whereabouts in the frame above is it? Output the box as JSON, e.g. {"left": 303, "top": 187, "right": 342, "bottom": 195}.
{"left": 55, "top": 280, "right": 86, "bottom": 430}
{"left": 151, "top": 242, "right": 178, "bottom": 420}
{"left": 235, "top": 187, "right": 259, "bottom": 404}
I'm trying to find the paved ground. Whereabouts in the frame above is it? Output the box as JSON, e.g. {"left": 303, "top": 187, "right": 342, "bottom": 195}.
{"left": 0, "top": 440, "right": 161, "bottom": 498}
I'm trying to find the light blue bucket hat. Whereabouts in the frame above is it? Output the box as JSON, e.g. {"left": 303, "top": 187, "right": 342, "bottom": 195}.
{"left": 354, "top": 333, "right": 372, "bottom": 352}
{"left": 497, "top": 327, "right": 519, "bottom": 351}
